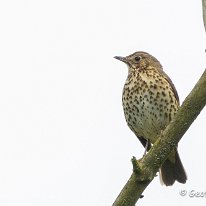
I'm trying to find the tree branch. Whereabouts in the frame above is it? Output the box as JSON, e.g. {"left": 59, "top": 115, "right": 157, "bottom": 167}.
{"left": 203, "top": 0, "right": 206, "bottom": 31}
{"left": 113, "top": 69, "right": 206, "bottom": 206}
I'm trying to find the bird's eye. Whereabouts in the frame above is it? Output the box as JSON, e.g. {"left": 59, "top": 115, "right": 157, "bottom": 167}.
{"left": 134, "top": 56, "right": 141, "bottom": 62}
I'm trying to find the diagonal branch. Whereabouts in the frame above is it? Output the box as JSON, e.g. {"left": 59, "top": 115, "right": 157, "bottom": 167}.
{"left": 113, "top": 69, "right": 206, "bottom": 206}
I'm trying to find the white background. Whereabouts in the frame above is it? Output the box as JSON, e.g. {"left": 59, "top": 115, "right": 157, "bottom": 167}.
{"left": 0, "top": 0, "right": 206, "bottom": 205}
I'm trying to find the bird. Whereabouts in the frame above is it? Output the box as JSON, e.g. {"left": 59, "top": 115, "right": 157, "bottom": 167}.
{"left": 114, "top": 51, "right": 187, "bottom": 186}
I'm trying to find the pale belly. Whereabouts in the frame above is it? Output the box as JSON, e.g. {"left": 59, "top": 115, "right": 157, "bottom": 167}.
{"left": 122, "top": 71, "right": 179, "bottom": 144}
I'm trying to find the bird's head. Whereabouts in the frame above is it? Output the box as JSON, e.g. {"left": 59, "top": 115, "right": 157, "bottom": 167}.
{"left": 114, "top": 51, "right": 162, "bottom": 72}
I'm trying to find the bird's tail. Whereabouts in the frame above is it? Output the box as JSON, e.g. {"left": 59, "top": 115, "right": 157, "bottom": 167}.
{"left": 160, "top": 150, "right": 187, "bottom": 186}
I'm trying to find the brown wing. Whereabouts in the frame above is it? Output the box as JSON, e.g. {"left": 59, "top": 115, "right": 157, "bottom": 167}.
{"left": 158, "top": 69, "right": 180, "bottom": 104}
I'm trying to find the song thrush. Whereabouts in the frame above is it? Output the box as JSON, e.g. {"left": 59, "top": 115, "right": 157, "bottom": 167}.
{"left": 114, "top": 51, "right": 187, "bottom": 186}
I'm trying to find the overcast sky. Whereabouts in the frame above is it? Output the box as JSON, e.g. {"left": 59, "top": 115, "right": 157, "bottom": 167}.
{"left": 0, "top": 0, "right": 206, "bottom": 206}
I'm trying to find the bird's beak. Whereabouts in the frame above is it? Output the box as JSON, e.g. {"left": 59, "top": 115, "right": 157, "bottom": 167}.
{"left": 114, "top": 56, "right": 128, "bottom": 64}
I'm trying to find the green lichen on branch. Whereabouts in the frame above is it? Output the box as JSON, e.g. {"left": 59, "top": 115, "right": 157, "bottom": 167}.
{"left": 131, "top": 156, "right": 154, "bottom": 183}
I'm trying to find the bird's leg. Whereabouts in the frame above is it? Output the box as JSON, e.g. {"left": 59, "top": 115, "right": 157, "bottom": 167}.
{"left": 143, "top": 140, "right": 150, "bottom": 156}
